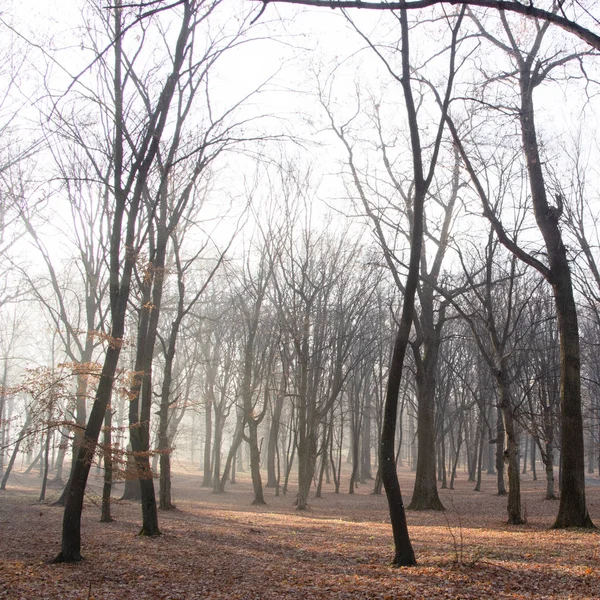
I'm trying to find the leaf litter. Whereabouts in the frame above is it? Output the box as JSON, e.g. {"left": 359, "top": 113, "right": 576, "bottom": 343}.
{"left": 1, "top": 465, "right": 599, "bottom": 599}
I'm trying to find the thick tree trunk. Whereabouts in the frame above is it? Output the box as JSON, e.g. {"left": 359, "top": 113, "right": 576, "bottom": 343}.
{"left": 349, "top": 384, "right": 362, "bottom": 494}
{"left": 381, "top": 323, "right": 416, "bottom": 566}
{"left": 295, "top": 328, "right": 311, "bottom": 511}
{"left": 296, "top": 431, "right": 316, "bottom": 510}
{"left": 409, "top": 354, "right": 444, "bottom": 510}
{"left": 240, "top": 307, "right": 267, "bottom": 505}
{"left": 159, "top": 452, "right": 173, "bottom": 511}
{"left": 518, "top": 75, "right": 592, "bottom": 528}
{"left": 248, "top": 420, "right": 266, "bottom": 505}
{"left": 496, "top": 367, "right": 524, "bottom": 525}
{"left": 282, "top": 410, "right": 297, "bottom": 496}
{"left": 129, "top": 298, "right": 161, "bottom": 536}
{"left": 53, "top": 0, "right": 195, "bottom": 558}
{"left": 377, "top": 1, "right": 459, "bottom": 562}
{"left": 486, "top": 437, "right": 495, "bottom": 475}
{"left": 121, "top": 447, "right": 142, "bottom": 501}
{"left": 408, "top": 413, "right": 416, "bottom": 472}
{"left": 54, "top": 343, "right": 123, "bottom": 562}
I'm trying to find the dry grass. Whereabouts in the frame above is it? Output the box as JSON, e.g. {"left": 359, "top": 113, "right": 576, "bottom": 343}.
{"left": 1, "top": 461, "right": 600, "bottom": 599}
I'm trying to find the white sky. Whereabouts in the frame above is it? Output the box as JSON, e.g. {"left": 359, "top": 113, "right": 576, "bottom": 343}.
{"left": 1, "top": 0, "right": 600, "bottom": 364}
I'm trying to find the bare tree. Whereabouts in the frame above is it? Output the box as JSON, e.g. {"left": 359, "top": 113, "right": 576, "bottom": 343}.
{"left": 260, "top": 0, "right": 600, "bottom": 51}
{"left": 53, "top": 0, "right": 204, "bottom": 562}
{"left": 440, "top": 10, "right": 595, "bottom": 528}
{"left": 316, "top": 5, "right": 464, "bottom": 563}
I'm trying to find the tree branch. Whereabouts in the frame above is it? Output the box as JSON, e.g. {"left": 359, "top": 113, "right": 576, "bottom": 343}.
{"left": 258, "top": 0, "right": 600, "bottom": 52}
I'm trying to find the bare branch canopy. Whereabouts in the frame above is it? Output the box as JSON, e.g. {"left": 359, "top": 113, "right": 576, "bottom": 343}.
{"left": 253, "top": 0, "right": 600, "bottom": 51}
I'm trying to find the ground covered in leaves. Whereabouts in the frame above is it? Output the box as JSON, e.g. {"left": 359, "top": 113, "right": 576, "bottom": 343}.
{"left": 1, "top": 463, "right": 600, "bottom": 599}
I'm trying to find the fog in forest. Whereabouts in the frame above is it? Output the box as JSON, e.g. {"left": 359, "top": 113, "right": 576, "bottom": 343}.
{"left": 1, "top": 1, "right": 600, "bottom": 597}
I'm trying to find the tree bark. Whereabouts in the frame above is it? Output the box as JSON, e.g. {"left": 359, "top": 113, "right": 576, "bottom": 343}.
{"left": 55, "top": 343, "right": 123, "bottom": 562}
{"left": 53, "top": 0, "right": 194, "bottom": 560}
{"left": 518, "top": 69, "right": 593, "bottom": 529}
{"left": 266, "top": 394, "right": 283, "bottom": 488}
{"left": 408, "top": 346, "right": 444, "bottom": 510}
{"left": 361, "top": 391, "right": 373, "bottom": 481}
{"left": 38, "top": 420, "right": 52, "bottom": 502}
{"left": 101, "top": 407, "right": 114, "bottom": 522}
{"left": 496, "top": 367, "right": 524, "bottom": 525}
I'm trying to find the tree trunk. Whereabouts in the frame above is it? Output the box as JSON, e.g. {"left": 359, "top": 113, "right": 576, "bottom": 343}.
{"left": 0, "top": 358, "right": 8, "bottom": 477}
{"left": 408, "top": 360, "right": 443, "bottom": 510}
{"left": 24, "top": 448, "right": 43, "bottom": 475}
{"left": 531, "top": 437, "right": 537, "bottom": 481}
{"left": 282, "top": 410, "right": 297, "bottom": 496}
{"left": 211, "top": 410, "right": 224, "bottom": 493}
{"left": 39, "top": 422, "right": 52, "bottom": 502}
{"left": 449, "top": 419, "right": 462, "bottom": 490}
{"left": 216, "top": 415, "right": 244, "bottom": 494}
{"left": 496, "top": 366, "right": 524, "bottom": 525}
{"left": 316, "top": 421, "right": 332, "bottom": 498}
{"left": 158, "top": 319, "right": 180, "bottom": 511}
{"left": 127, "top": 224, "right": 169, "bottom": 536}
{"left": 248, "top": 419, "right": 266, "bottom": 505}
{"left": 121, "top": 447, "right": 142, "bottom": 501}
{"left": 440, "top": 428, "right": 447, "bottom": 489}
{"left": 51, "top": 369, "right": 90, "bottom": 507}
{"left": 543, "top": 439, "right": 557, "bottom": 501}
{"left": 266, "top": 395, "right": 283, "bottom": 488}
{"left": 474, "top": 415, "right": 484, "bottom": 492}
{"left": 55, "top": 343, "right": 123, "bottom": 562}
{"left": 296, "top": 430, "right": 317, "bottom": 510}
{"left": 53, "top": 0, "right": 195, "bottom": 559}
{"left": 495, "top": 406, "right": 507, "bottom": 496}
{"left": 361, "top": 391, "right": 373, "bottom": 481}
{"left": 468, "top": 416, "right": 479, "bottom": 482}
{"left": 519, "top": 66, "right": 592, "bottom": 530}
{"left": 202, "top": 400, "right": 212, "bottom": 486}
{"left": 51, "top": 427, "right": 69, "bottom": 486}
{"left": 349, "top": 423, "right": 360, "bottom": 495}
{"left": 101, "top": 407, "right": 114, "bottom": 522}
{"left": 1, "top": 416, "right": 31, "bottom": 490}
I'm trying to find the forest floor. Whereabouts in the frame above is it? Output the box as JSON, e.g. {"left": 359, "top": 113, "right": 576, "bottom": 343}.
{"left": 1, "top": 462, "right": 600, "bottom": 599}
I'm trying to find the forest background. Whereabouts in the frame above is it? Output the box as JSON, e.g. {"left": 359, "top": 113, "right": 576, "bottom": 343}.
{"left": 1, "top": 0, "right": 600, "bottom": 593}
